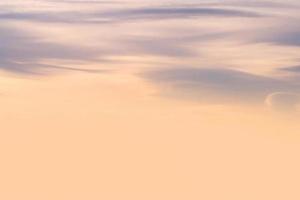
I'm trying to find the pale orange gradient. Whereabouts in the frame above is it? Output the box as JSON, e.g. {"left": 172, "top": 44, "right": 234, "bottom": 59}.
{"left": 1, "top": 72, "right": 300, "bottom": 200}
{"left": 1, "top": 0, "right": 300, "bottom": 199}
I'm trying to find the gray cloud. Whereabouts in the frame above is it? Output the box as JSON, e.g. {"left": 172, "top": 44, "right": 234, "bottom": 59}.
{"left": 108, "top": 7, "right": 262, "bottom": 20}
{"left": 0, "top": 12, "right": 111, "bottom": 24}
{"left": 0, "top": 25, "right": 106, "bottom": 74}
{"left": 238, "top": 21, "right": 300, "bottom": 47}
{"left": 0, "top": 6, "right": 263, "bottom": 24}
{"left": 263, "top": 28, "right": 300, "bottom": 47}
{"left": 0, "top": 0, "right": 299, "bottom": 76}
{"left": 144, "top": 67, "right": 300, "bottom": 104}
{"left": 120, "top": 36, "right": 196, "bottom": 57}
{"left": 265, "top": 92, "right": 300, "bottom": 112}
{"left": 0, "top": 24, "right": 194, "bottom": 74}
{"left": 279, "top": 65, "right": 300, "bottom": 73}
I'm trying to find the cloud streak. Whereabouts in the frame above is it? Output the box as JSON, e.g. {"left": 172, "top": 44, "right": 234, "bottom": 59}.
{"left": 0, "top": 25, "right": 105, "bottom": 74}
{"left": 279, "top": 65, "right": 300, "bottom": 73}
{"left": 0, "top": 6, "right": 263, "bottom": 24}
{"left": 108, "top": 7, "right": 263, "bottom": 20}
{"left": 144, "top": 67, "right": 300, "bottom": 105}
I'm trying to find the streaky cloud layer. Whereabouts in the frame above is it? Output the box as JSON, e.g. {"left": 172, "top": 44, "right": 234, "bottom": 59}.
{"left": 0, "top": 0, "right": 300, "bottom": 108}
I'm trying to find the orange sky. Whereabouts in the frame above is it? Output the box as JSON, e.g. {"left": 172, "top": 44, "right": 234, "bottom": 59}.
{"left": 1, "top": 0, "right": 300, "bottom": 199}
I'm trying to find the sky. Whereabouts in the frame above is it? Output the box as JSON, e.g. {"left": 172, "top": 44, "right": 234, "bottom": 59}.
{"left": 1, "top": 0, "right": 300, "bottom": 199}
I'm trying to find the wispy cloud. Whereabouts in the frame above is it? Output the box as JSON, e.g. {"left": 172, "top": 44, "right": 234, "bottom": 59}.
{"left": 107, "top": 7, "right": 263, "bottom": 20}
{"left": 144, "top": 67, "right": 300, "bottom": 105}
{"left": 279, "top": 65, "right": 300, "bottom": 73}
{"left": 0, "top": 25, "right": 104, "bottom": 74}
{"left": 1, "top": 0, "right": 300, "bottom": 111}
{"left": 0, "top": 6, "right": 263, "bottom": 24}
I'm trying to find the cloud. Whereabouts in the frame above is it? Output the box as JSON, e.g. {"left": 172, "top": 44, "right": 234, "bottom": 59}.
{"left": 144, "top": 67, "right": 300, "bottom": 104}
{"left": 109, "top": 7, "right": 262, "bottom": 20}
{"left": 0, "top": 6, "right": 263, "bottom": 24}
{"left": 279, "top": 65, "right": 300, "bottom": 73}
{"left": 238, "top": 20, "right": 300, "bottom": 47}
{"left": 265, "top": 92, "right": 300, "bottom": 112}
{"left": 120, "top": 36, "right": 198, "bottom": 57}
{"left": 0, "top": 0, "right": 299, "bottom": 76}
{"left": 0, "top": 25, "right": 105, "bottom": 74}
{"left": 262, "top": 27, "right": 300, "bottom": 47}
{"left": 0, "top": 12, "right": 110, "bottom": 24}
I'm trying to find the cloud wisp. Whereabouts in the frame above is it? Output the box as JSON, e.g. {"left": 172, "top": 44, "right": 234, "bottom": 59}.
{"left": 106, "top": 7, "right": 263, "bottom": 20}
{"left": 144, "top": 67, "right": 300, "bottom": 107}
{"left": 0, "top": 6, "right": 263, "bottom": 24}
{"left": 279, "top": 65, "right": 300, "bottom": 73}
{"left": 0, "top": 25, "right": 108, "bottom": 74}
{"left": 265, "top": 92, "right": 300, "bottom": 112}
{"left": 1, "top": 0, "right": 300, "bottom": 111}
